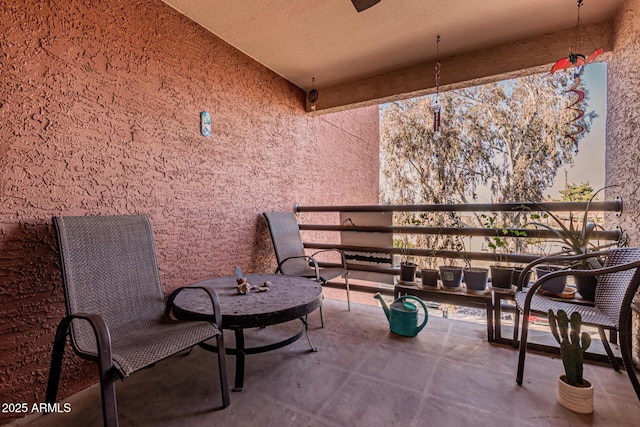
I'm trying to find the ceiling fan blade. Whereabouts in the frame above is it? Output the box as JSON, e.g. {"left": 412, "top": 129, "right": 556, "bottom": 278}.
{"left": 351, "top": 0, "right": 382, "bottom": 13}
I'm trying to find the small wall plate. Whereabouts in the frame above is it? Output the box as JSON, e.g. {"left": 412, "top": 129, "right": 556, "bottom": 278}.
{"left": 200, "top": 111, "right": 211, "bottom": 137}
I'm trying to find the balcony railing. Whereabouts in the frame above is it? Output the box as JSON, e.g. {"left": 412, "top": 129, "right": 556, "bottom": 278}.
{"left": 295, "top": 200, "right": 624, "bottom": 291}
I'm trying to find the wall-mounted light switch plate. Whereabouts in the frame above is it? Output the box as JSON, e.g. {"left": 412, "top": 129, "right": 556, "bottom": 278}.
{"left": 200, "top": 111, "right": 212, "bottom": 137}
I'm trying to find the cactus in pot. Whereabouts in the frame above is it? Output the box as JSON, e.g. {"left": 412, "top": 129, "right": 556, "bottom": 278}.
{"left": 547, "top": 309, "right": 591, "bottom": 387}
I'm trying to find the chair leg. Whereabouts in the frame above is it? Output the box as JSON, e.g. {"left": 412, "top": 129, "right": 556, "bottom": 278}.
{"left": 97, "top": 360, "right": 119, "bottom": 427}
{"left": 46, "top": 316, "right": 118, "bottom": 426}
{"left": 620, "top": 323, "right": 640, "bottom": 400}
{"left": 345, "top": 275, "right": 351, "bottom": 311}
{"left": 45, "top": 319, "right": 72, "bottom": 405}
{"left": 516, "top": 309, "right": 531, "bottom": 386}
{"left": 215, "top": 333, "right": 230, "bottom": 408}
{"left": 319, "top": 296, "right": 325, "bottom": 328}
{"left": 598, "top": 327, "right": 621, "bottom": 372}
{"left": 512, "top": 308, "right": 521, "bottom": 348}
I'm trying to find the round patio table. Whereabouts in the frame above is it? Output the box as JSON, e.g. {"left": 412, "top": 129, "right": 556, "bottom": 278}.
{"left": 170, "top": 274, "right": 322, "bottom": 391}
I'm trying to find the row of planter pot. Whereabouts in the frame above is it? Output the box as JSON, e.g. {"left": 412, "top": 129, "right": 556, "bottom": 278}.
{"left": 399, "top": 262, "right": 597, "bottom": 300}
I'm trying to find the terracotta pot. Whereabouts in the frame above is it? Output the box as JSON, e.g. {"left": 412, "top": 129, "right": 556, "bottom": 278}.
{"left": 464, "top": 267, "right": 488, "bottom": 291}
{"left": 557, "top": 375, "right": 593, "bottom": 414}
{"left": 439, "top": 266, "right": 463, "bottom": 289}
{"left": 421, "top": 268, "right": 439, "bottom": 287}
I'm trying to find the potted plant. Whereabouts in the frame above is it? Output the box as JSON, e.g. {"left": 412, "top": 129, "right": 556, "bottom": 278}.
{"left": 528, "top": 187, "right": 622, "bottom": 299}
{"left": 482, "top": 213, "right": 527, "bottom": 290}
{"left": 399, "top": 242, "right": 418, "bottom": 283}
{"left": 547, "top": 309, "right": 593, "bottom": 414}
{"left": 420, "top": 249, "right": 440, "bottom": 287}
{"left": 459, "top": 236, "right": 488, "bottom": 292}
{"left": 488, "top": 234, "right": 515, "bottom": 290}
{"left": 464, "top": 266, "right": 488, "bottom": 292}
{"left": 439, "top": 235, "right": 464, "bottom": 289}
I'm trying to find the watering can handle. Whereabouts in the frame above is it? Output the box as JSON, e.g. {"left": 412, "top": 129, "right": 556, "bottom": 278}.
{"left": 398, "top": 295, "right": 428, "bottom": 332}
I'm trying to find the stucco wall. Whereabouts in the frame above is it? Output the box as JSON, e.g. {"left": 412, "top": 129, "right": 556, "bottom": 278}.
{"left": 607, "top": 0, "right": 640, "bottom": 365}
{"left": 0, "top": 0, "right": 379, "bottom": 422}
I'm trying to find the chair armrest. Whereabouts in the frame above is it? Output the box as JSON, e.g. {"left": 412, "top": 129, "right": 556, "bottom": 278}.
{"left": 310, "top": 249, "right": 348, "bottom": 270}
{"left": 515, "top": 249, "right": 615, "bottom": 291}
{"left": 47, "top": 313, "right": 115, "bottom": 404}
{"left": 166, "top": 285, "right": 223, "bottom": 329}
{"left": 276, "top": 255, "right": 320, "bottom": 281}
{"left": 64, "top": 312, "right": 112, "bottom": 359}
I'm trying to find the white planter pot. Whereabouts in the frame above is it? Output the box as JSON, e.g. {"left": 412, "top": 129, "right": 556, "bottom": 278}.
{"left": 557, "top": 374, "right": 594, "bottom": 414}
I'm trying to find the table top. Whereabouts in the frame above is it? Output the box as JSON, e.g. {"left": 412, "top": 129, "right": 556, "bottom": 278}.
{"left": 171, "top": 274, "right": 322, "bottom": 329}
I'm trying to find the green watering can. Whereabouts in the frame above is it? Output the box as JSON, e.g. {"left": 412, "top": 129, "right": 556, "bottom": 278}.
{"left": 374, "top": 293, "right": 428, "bottom": 337}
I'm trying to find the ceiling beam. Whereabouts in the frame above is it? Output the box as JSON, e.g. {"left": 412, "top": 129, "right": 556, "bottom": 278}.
{"left": 307, "top": 20, "right": 614, "bottom": 114}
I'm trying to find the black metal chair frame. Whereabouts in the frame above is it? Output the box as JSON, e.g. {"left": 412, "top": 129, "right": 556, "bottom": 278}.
{"left": 512, "top": 248, "right": 640, "bottom": 400}
{"left": 45, "top": 215, "right": 230, "bottom": 427}
{"left": 263, "top": 212, "right": 351, "bottom": 327}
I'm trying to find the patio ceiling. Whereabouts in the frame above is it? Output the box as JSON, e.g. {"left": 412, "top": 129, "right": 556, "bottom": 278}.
{"left": 162, "top": 0, "right": 622, "bottom": 112}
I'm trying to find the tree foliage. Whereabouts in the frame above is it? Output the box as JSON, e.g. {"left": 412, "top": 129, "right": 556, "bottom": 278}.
{"left": 380, "top": 72, "right": 597, "bottom": 207}
{"left": 558, "top": 182, "right": 595, "bottom": 202}
{"left": 380, "top": 72, "right": 597, "bottom": 259}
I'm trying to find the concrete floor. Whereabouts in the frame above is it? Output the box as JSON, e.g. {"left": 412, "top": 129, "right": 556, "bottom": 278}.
{"left": 8, "top": 297, "right": 640, "bottom": 427}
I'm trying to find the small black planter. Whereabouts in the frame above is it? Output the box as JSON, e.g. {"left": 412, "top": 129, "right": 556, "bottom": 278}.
{"left": 536, "top": 266, "right": 567, "bottom": 293}
{"left": 439, "top": 265, "right": 464, "bottom": 289}
{"left": 421, "top": 268, "right": 439, "bottom": 287}
{"left": 464, "top": 267, "right": 489, "bottom": 292}
{"left": 575, "top": 275, "right": 597, "bottom": 301}
{"left": 512, "top": 267, "right": 533, "bottom": 288}
{"left": 400, "top": 262, "right": 418, "bottom": 283}
{"left": 490, "top": 266, "right": 514, "bottom": 289}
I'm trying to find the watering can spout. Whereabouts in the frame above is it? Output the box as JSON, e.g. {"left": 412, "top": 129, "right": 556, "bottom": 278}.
{"left": 373, "top": 292, "right": 390, "bottom": 321}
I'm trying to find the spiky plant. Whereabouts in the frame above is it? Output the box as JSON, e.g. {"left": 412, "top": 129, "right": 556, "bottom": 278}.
{"left": 528, "top": 186, "right": 623, "bottom": 269}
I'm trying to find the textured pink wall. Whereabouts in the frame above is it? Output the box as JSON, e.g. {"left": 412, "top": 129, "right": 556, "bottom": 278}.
{"left": 606, "top": 0, "right": 640, "bottom": 366}
{"left": 0, "top": 0, "right": 379, "bottom": 421}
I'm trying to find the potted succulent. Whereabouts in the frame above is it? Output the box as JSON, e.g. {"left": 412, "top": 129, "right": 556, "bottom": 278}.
{"left": 528, "top": 187, "right": 622, "bottom": 299}
{"left": 548, "top": 309, "right": 594, "bottom": 414}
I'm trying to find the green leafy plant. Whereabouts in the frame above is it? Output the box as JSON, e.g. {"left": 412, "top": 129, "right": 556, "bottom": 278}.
{"left": 481, "top": 213, "right": 528, "bottom": 266}
{"left": 547, "top": 309, "right": 591, "bottom": 387}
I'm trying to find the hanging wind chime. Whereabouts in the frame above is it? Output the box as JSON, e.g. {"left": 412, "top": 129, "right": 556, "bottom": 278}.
{"left": 433, "top": 35, "right": 442, "bottom": 134}
{"left": 550, "top": 0, "right": 602, "bottom": 147}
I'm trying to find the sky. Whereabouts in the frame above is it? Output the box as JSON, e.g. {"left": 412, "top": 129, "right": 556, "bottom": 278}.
{"left": 547, "top": 62, "right": 606, "bottom": 199}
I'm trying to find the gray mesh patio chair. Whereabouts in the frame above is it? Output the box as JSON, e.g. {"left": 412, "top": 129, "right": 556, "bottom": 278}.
{"left": 46, "top": 215, "right": 230, "bottom": 427}
{"left": 513, "top": 247, "right": 640, "bottom": 400}
{"left": 263, "top": 212, "right": 351, "bottom": 326}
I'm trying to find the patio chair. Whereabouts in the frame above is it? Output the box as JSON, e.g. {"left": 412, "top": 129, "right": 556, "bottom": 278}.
{"left": 513, "top": 247, "right": 640, "bottom": 400}
{"left": 263, "top": 212, "right": 351, "bottom": 326}
{"left": 46, "top": 215, "right": 230, "bottom": 427}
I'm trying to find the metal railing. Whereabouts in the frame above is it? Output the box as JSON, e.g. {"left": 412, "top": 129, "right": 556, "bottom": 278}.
{"left": 295, "top": 200, "right": 624, "bottom": 280}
